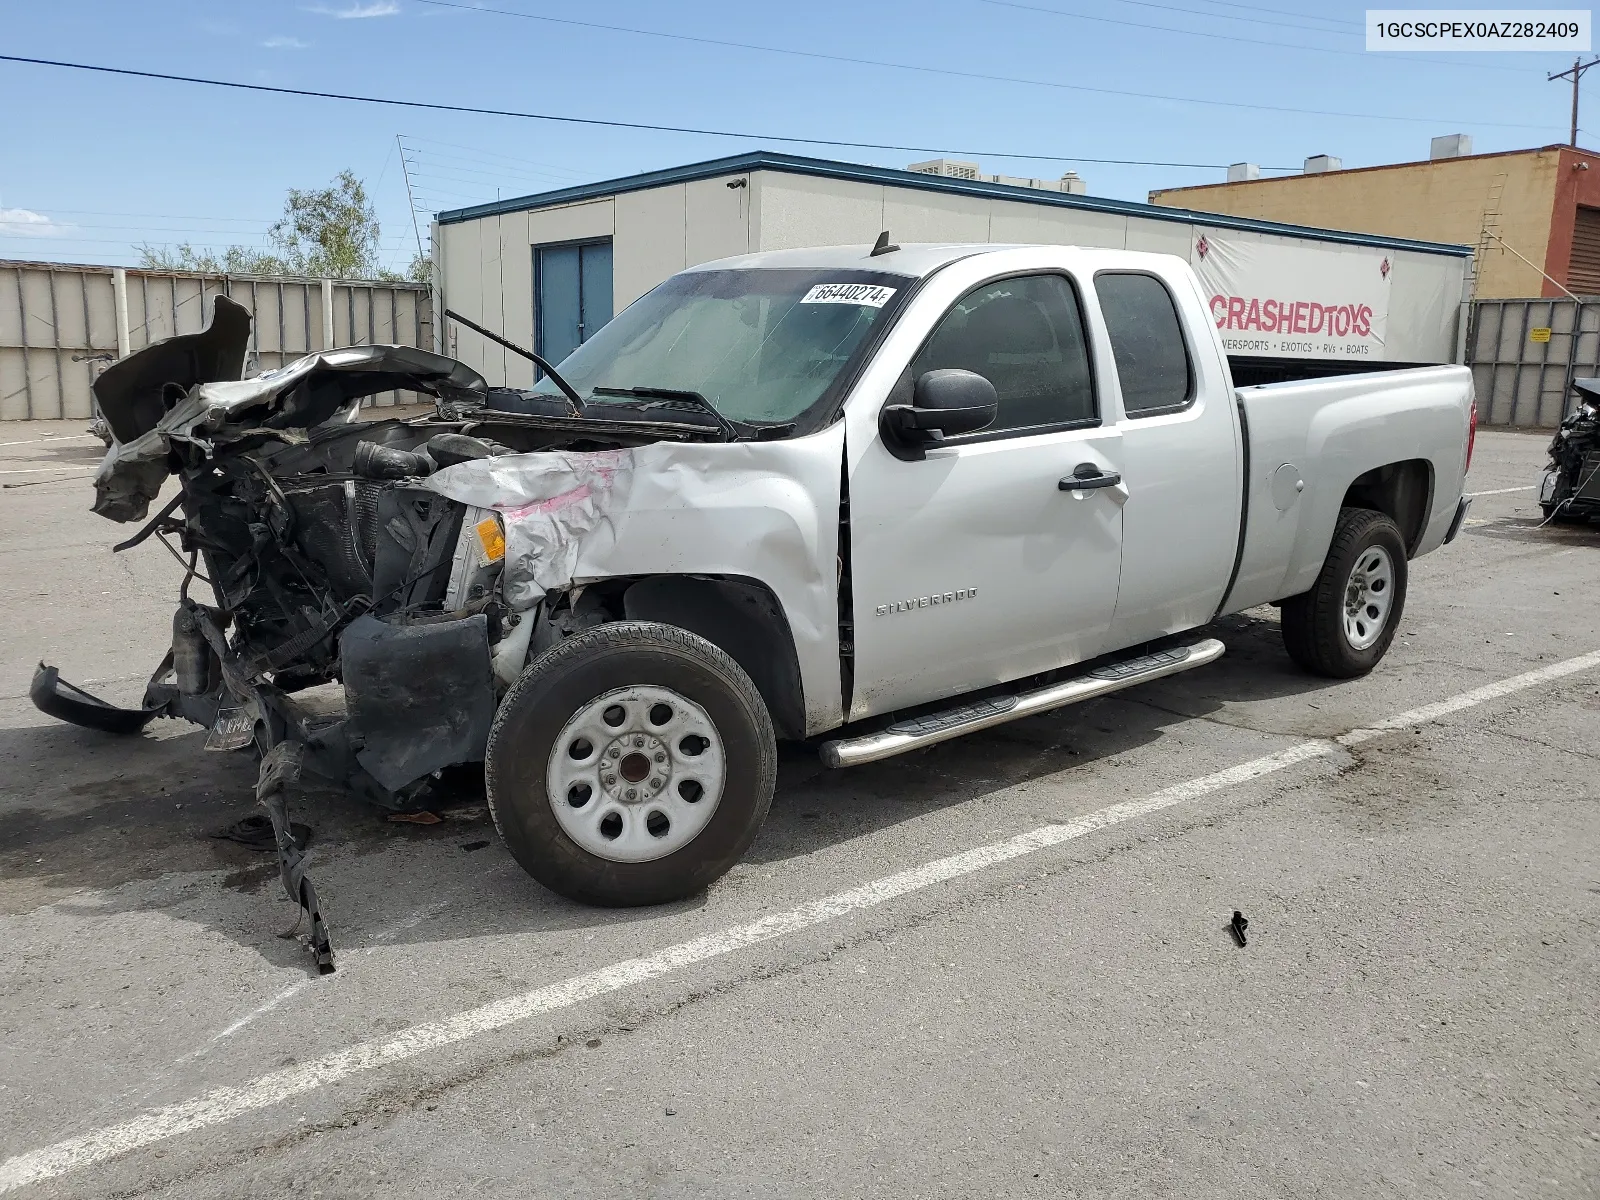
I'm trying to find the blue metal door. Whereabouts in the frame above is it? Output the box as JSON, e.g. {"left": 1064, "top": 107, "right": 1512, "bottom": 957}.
{"left": 536, "top": 240, "right": 613, "bottom": 371}
{"left": 579, "top": 241, "right": 612, "bottom": 346}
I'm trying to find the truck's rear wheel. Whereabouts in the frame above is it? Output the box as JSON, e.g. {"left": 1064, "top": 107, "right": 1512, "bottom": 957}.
{"left": 485, "top": 621, "right": 776, "bottom": 906}
{"left": 1281, "top": 507, "right": 1408, "bottom": 679}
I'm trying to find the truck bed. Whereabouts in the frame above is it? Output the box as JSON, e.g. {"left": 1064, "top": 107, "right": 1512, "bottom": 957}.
{"left": 1225, "top": 364, "right": 1474, "bottom": 614}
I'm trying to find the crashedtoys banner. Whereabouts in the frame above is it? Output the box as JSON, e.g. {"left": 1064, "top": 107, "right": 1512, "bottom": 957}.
{"left": 1191, "top": 232, "right": 1393, "bottom": 359}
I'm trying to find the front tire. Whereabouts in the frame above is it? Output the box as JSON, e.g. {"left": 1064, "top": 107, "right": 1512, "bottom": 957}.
{"left": 485, "top": 621, "right": 776, "bottom": 906}
{"left": 1281, "top": 507, "right": 1408, "bottom": 679}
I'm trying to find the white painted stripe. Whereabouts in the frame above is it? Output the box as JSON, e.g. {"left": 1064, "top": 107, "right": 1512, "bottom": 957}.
{"left": 0, "top": 464, "right": 94, "bottom": 476}
{"left": 1337, "top": 648, "right": 1600, "bottom": 746}
{"left": 0, "top": 432, "right": 98, "bottom": 449}
{"left": 3, "top": 650, "right": 1597, "bottom": 1194}
{"left": 1466, "top": 485, "right": 1535, "bottom": 496}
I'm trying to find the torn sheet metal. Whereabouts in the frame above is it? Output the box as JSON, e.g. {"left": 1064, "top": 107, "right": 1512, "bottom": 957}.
{"left": 421, "top": 449, "right": 637, "bottom": 610}
{"left": 421, "top": 426, "right": 848, "bottom": 732}
{"left": 92, "top": 295, "right": 488, "bottom": 522}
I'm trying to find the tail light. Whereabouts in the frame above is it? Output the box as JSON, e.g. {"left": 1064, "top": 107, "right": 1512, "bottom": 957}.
{"left": 1465, "top": 400, "right": 1478, "bottom": 475}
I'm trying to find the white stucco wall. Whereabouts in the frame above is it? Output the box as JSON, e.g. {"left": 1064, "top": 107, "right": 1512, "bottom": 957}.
{"left": 437, "top": 166, "right": 1469, "bottom": 382}
{"left": 437, "top": 176, "right": 756, "bottom": 387}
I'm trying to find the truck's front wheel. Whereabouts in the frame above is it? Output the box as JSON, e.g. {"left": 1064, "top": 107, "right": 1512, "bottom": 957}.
{"left": 1281, "top": 507, "right": 1408, "bottom": 679}
{"left": 485, "top": 621, "right": 776, "bottom": 906}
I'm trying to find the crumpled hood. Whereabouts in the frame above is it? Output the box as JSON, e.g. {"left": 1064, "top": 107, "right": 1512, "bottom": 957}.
{"left": 91, "top": 295, "right": 488, "bottom": 522}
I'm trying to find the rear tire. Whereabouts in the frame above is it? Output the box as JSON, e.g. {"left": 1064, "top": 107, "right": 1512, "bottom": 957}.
{"left": 485, "top": 621, "right": 776, "bottom": 906}
{"left": 1281, "top": 507, "right": 1408, "bottom": 679}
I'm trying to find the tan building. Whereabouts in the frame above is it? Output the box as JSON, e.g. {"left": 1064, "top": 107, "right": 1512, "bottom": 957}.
{"left": 1150, "top": 142, "right": 1600, "bottom": 300}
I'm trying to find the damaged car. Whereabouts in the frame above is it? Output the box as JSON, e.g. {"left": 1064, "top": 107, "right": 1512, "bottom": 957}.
{"left": 34, "top": 242, "right": 1476, "bottom": 972}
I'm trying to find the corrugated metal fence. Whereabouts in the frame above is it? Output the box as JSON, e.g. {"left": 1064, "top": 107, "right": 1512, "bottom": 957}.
{"left": 0, "top": 260, "right": 433, "bottom": 421}
{"left": 1468, "top": 297, "right": 1600, "bottom": 428}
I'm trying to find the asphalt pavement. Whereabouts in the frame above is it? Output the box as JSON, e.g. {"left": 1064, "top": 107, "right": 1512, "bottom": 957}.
{"left": 0, "top": 423, "right": 1596, "bottom": 1198}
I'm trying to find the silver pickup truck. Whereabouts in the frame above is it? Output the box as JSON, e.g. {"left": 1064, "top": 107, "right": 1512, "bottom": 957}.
{"left": 34, "top": 241, "right": 1475, "bottom": 968}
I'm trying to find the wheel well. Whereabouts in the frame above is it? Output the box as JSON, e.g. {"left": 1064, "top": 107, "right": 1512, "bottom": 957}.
{"left": 1341, "top": 460, "right": 1432, "bottom": 555}
{"left": 622, "top": 576, "right": 806, "bottom": 741}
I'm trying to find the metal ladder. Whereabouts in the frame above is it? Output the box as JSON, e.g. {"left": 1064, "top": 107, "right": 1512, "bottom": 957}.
{"left": 1472, "top": 172, "right": 1509, "bottom": 298}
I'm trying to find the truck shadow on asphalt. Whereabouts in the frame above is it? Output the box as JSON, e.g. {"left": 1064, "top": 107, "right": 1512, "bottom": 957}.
{"left": 0, "top": 612, "right": 1344, "bottom": 969}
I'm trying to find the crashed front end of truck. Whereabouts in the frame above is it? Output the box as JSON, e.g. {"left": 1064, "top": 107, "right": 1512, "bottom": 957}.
{"left": 32, "top": 295, "right": 733, "bottom": 971}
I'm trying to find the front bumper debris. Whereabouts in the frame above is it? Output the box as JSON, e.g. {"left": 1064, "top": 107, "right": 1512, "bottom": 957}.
{"left": 29, "top": 663, "right": 165, "bottom": 735}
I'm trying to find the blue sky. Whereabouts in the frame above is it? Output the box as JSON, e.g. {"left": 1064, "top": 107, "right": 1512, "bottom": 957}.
{"left": 0, "top": 0, "right": 1590, "bottom": 272}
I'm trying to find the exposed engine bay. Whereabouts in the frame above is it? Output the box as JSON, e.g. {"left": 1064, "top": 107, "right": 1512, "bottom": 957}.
{"left": 31, "top": 295, "right": 728, "bottom": 970}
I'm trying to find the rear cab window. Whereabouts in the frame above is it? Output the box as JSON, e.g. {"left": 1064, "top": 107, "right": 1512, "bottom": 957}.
{"left": 1095, "top": 272, "right": 1193, "bottom": 418}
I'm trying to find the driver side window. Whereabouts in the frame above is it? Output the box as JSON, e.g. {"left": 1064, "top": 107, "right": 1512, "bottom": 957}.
{"left": 911, "top": 273, "right": 1097, "bottom": 436}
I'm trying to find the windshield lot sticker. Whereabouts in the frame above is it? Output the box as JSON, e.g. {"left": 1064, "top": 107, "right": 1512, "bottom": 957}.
{"left": 800, "top": 283, "right": 897, "bottom": 307}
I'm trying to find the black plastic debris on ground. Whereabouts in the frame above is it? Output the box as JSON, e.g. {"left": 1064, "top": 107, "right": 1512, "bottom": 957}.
{"left": 1228, "top": 910, "right": 1249, "bottom": 947}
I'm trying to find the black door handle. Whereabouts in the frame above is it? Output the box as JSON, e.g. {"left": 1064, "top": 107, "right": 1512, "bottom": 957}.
{"left": 1060, "top": 462, "right": 1122, "bottom": 491}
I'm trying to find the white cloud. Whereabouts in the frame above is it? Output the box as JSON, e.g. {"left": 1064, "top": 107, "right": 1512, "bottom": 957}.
{"left": 306, "top": 1, "right": 399, "bottom": 17}
{"left": 0, "top": 208, "right": 70, "bottom": 238}
{"left": 263, "top": 34, "right": 311, "bottom": 48}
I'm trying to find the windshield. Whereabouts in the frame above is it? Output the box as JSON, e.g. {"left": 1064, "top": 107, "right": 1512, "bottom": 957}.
{"left": 529, "top": 268, "right": 911, "bottom": 428}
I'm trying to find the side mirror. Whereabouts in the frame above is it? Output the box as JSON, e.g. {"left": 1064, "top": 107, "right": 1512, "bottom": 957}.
{"left": 881, "top": 369, "right": 998, "bottom": 452}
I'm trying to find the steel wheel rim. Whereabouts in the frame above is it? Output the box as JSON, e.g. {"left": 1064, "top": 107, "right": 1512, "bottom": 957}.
{"left": 546, "top": 684, "right": 726, "bottom": 863}
{"left": 1342, "top": 544, "right": 1394, "bottom": 651}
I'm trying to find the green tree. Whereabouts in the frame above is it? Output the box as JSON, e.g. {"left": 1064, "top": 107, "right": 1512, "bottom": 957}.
{"left": 134, "top": 243, "right": 288, "bottom": 275}
{"left": 268, "top": 169, "right": 382, "bottom": 278}
{"left": 137, "top": 170, "right": 424, "bottom": 281}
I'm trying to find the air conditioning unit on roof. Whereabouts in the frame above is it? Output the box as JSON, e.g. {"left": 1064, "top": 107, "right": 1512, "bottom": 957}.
{"left": 906, "top": 159, "right": 982, "bottom": 180}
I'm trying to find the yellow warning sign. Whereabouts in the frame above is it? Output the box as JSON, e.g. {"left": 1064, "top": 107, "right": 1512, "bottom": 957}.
{"left": 1530, "top": 327, "right": 1553, "bottom": 343}
{"left": 476, "top": 516, "right": 505, "bottom": 563}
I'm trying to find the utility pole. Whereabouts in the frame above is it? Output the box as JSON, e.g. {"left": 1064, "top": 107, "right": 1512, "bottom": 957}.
{"left": 397, "top": 134, "right": 425, "bottom": 264}
{"left": 1549, "top": 56, "right": 1600, "bottom": 146}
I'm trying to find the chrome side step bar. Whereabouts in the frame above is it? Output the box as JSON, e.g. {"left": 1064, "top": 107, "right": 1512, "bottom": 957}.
{"left": 819, "top": 638, "right": 1226, "bottom": 768}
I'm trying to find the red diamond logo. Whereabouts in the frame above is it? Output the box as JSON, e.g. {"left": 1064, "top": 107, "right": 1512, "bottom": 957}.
{"left": 1196, "top": 235, "right": 1210, "bottom": 259}
{"left": 1380, "top": 257, "right": 1391, "bottom": 279}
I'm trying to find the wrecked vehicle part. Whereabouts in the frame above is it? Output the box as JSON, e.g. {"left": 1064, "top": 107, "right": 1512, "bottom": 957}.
{"left": 42, "top": 275, "right": 847, "bottom": 954}
{"left": 29, "top": 662, "right": 167, "bottom": 735}
{"left": 340, "top": 612, "right": 497, "bottom": 794}
{"left": 257, "top": 741, "right": 335, "bottom": 974}
{"left": 443, "top": 306, "right": 584, "bottom": 414}
{"left": 93, "top": 296, "right": 489, "bottom": 523}
{"left": 92, "top": 294, "right": 252, "bottom": 444}
{"left": 420, "top": 430, "right": 845, "bottom": 733}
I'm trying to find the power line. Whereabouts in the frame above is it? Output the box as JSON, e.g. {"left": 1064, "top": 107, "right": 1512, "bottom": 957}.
{"left": 401, "top": 151, "right": 579, "bottom": 185}
{"left": 983, "top": 0, "right": 1532, "bottom": 73}
{"left": 405, "top": 164, "right": 582, "bottom": 191}
{"left": 1105, "top": 0, "right": 1362, "bottom": 33}
{"left": 0, "top": 53, "right": 1302, "bottom": 169}
{"left": 1174, "top": 0, "right": 1362, "bottom": 25}
{"left": 0, "top": 234, "right": 267, "bottom": 246}
{"left": 411, "top": 0, "right": 1549, "bottom": 127}
{"left": 399, "top": 135, "right": 590, "bottom": 178}
{"left": 3, "top": 222, "right": 278, "bottom": 235}
{"left": 2, "top": 206, "right": 277, "bottom": 222}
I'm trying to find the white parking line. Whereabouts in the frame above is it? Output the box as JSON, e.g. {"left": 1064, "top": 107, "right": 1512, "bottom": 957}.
{"left": 0, "top": 433, "right": 98, "bottom": 449}
{"left": 4, "top": 648, "right": 1600, "bottom": 1194}
{"left": 0, "top": 465, "right": 95, "bottom": 476}
{"left": 1467, "top": 485, "right": 1535, "bottom": 496}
